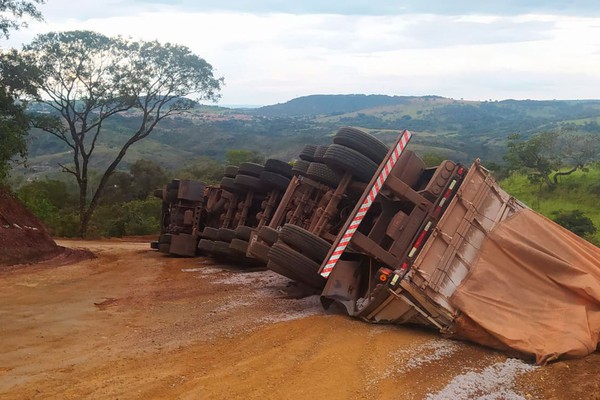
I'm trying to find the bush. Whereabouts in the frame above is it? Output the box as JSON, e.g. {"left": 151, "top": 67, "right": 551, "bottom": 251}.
{"left": 552, "top": 209, "right": 597, "bottom": 238}
{"left": 589, "top": 182, "right": 600, "bottom": 197}
{"left": 88, "top": 197, "right": 162, "bottom": 237}
{"left": 17, "top": 179, "right": 80, "bottom": 236}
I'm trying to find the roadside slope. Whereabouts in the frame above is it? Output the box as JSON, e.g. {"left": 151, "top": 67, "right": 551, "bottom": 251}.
{"left": 0, "top": 188, "right": 61, "bottom": 266}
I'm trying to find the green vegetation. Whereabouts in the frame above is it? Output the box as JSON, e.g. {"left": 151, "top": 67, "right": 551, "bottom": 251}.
{"left": 14, "top": 30, "right": 223, "bottom": 236}
{"left": 551, "top": 210, "right": 597, "bottom": 238}
{"left": 16, "top": 94, "right": 600, "bottom": 181}
{"left": 505, "top": 131, "right": 598, "bottom": 188}
{"left": 0, "top": 89, "right": 28, "bottom": 182}
{"left": 4, "top": 65, "right": 600, "bottom": 243}
{"left": 0, "top": 0, "right": 43, "bottom": 39}
{"left": 0, "top": 0, "right": 44, "bottom": 184}
{"left": 225, "top": 149, "right": 265, "bottom": 166}
{"left": 17, "top": 160, "right": 169, "bottom": 237}
{"left": 500, "top": 166, "right": 600, "bottom": 245}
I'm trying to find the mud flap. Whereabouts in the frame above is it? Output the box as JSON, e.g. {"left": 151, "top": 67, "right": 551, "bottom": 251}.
{"left": 320, "top": 259, "right": 362, "bottom": 316}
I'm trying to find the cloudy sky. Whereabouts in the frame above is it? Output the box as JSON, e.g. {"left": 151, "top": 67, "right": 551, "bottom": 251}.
{"left": 4, "top": 0, "right": 600, "bottom": 105}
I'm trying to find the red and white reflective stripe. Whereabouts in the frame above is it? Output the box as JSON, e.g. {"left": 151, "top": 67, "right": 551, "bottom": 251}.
{"left": 433, "top": 179, "right": 458, "bottom": 216}
{"left": 320, "top": 130, "right": 413, "bottom": 278}
{"left": 408, "top": 221, "right": 432, "bottom": 258}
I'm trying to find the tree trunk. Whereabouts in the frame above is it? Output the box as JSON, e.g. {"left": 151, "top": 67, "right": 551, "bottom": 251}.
{"left": 542, "top": 174, "right": 555, "bottom": 189}
{"left": 553, "top": 165, "right": 581, "bottom": 184}
{"left": 78, "top": 181, "right": 88, "bottom": 237}
{"left": 79, "top": 210, "right": 92, "bottom": 238}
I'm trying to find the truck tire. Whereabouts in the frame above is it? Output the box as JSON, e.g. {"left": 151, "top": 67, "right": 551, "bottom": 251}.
{"left": 313, "top": 145, "right": 329, "bottom": 163}
{"left": 306, "top": 162, "right": 342, "bottom": 188}
{"left": 220, "top": 177, "right": 243, "bottom": 193}
{"left": 217, "top": 228, "right": 236, "bottom": 242}
{"left": 234, "top": 174, "right": 266, "bottom": 192}
{"left": 279, "top": 224, "right": 330, "bottom": 263}
{"left": 198, "top": 239, "right": 214, "bottom": 252}
{"left": 258, "top": 226, "right": 279, "bottom": 245}
{"left": 224, "top": 165, "right": 238, "bottom": 178}
{"left": 268, "top": 242, "right": 326, "bottom": 289}
{"left": 248, "top": 241, "right": 270, "bottom": 263}
{"left": 235, "top": 225, "right": 254, "bottom": 241}
{"left": 266, "top": 261, "right": 295, "bottom": 281}
{"left": 238, "top": 162, "right": 264, "bottom": 177}
{"left": 264, "top": 159, "right": 293, "bottom": 178}
{"left": 260, "top": 171, "right": 291, "bottom": 191}
{"left": 299, "top": 144, "right": 317, "bottom": 162}
{"left": 229, "top": 238, "right": 249, "bottom": 254}
{"left": 213, "top": 240, "right": 235, "bottom": 257}
{"left": 201, "top": 227, "right": 219, "bottom": 240}
{"left": 292, "top": 160, "right": 310, "bottom": 176}
{"left": 323, "top": 144, "right": 378, "bottom": 182}
{"left": 333, "top": 127, "right": 389, "bottom": 164}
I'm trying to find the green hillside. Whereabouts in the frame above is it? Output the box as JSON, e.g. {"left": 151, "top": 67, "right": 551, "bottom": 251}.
{"left": 500, "top": 167, "right": 600, "bottom": 245}
{"left": 14, "top": 95, "right": 600, "bottom": 180}
{"left": 252, "top": 94, "right": 435, "bottom": 117}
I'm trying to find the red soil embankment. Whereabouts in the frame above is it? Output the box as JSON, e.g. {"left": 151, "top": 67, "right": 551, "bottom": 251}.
{"left": 0, "top": 188, "right": 63, "bottom": 266}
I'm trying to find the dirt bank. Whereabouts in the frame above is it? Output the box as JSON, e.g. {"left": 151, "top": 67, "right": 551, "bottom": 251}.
{"left": 0, "top": 239, "right": 598, "bottom": 399}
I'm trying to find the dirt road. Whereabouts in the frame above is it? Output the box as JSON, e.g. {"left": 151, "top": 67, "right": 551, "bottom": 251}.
{"left": 0, "top": 239, "right": 598, "bottom": 399}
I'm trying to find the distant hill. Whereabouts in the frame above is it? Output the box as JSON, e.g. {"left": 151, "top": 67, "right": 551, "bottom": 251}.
{"left": 11, "top": 95, "right": 600, "bottom": 183}
{"left": 253, "top": 94, "right": 443, "bottom": 117}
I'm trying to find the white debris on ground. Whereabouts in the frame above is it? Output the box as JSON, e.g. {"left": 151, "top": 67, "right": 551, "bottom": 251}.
{"left": 191, "top": 266, "right": 324, "bottom": 323}
{"left": 212, "top": 269, "right": 288, "bottom": 286}
{"left": 367, "top": 338, "right": 461, "bottom": 389}
{"left": 180, "top": 268, "right": 205, "bottom": 272}
{"left": 185, "top": 266, "right": 223, "bottom": 275}
{"left": 426, "top": 358, "right": 537, "bottom": 400}
{"left": 395, "top": 339, "right": 462, "bottom": 372}
{"left": 213, "top": 298, "right": 257, "bottom": 312}
{"left": 258, "top": 295, "right": 323, "bottom": 324}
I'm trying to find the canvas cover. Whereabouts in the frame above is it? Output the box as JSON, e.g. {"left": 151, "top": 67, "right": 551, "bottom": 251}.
{"left": 450, "top": 208, "right": 600, "bottom": 365}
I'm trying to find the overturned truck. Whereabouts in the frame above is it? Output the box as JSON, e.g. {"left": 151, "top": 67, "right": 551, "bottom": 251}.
{"left": 318, "top": 130, "right": 600, "bottom": 365}
{"left": 152, "top": 127, "right": 600, "bottom": 364}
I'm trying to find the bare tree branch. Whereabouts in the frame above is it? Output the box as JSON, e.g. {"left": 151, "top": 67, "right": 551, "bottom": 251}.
{"left": 21, "top": 30, "right": 223, "bottom": 236}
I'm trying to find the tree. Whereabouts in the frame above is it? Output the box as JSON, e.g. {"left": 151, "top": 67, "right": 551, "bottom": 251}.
{"left": 225, "top": 149, "right": 264, "bottom": 166}
{"left": 0, "top": 0, "right": 44, "bottom": 183}
{"left": 552, "top": 133, "right": 599, "bottom": 184}
{"left": 129, "top": 159, "right": 168, "bottom": 200}
{"left": 505, "top": 132, "right": 559, "bottom": 188}
{"left": 18, "top": 30, "right": 223, "bottom": 236}
{"left": 0, "top": 0, "right": 43, "bottom": 39}
{"left": 0, "top": 88, "right": 28, "bottom": 181}
{"left": 177, "top": 157, "right": 224, "bottom": 185}
{"left": 552, "top": 209, "right": 597, "bottom": 238}
{"left": 101, "top": 171, "right": 134, "bottom": 205}
{"left": 505, "top": 131, "right": 599, "bottom": 188}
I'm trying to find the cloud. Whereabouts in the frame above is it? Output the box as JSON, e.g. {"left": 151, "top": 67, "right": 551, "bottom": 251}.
{"left": 3, "top": 2, "right": 600, "bottom": 104}
{"left": 19, "top": 0, "right": 600, "bottom": 24}
{"left": 133, "top": 0, "right": 600, "bottom": 17}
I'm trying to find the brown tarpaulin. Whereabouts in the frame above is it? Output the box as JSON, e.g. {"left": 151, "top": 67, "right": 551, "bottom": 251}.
{"left": 450, "top": 209, "right": 600, "bottom": 365}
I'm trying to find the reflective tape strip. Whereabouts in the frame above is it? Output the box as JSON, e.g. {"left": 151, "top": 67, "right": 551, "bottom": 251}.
{"left": 321, "top": 130, "right": 413, "bottom": 278}
{"left": 408, "top": 221, "right": 433, "bottom": 258}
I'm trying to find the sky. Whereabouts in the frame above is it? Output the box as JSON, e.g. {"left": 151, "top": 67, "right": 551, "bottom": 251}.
{"left": 4, "top": 0, "right": 600, "bottom": 105}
